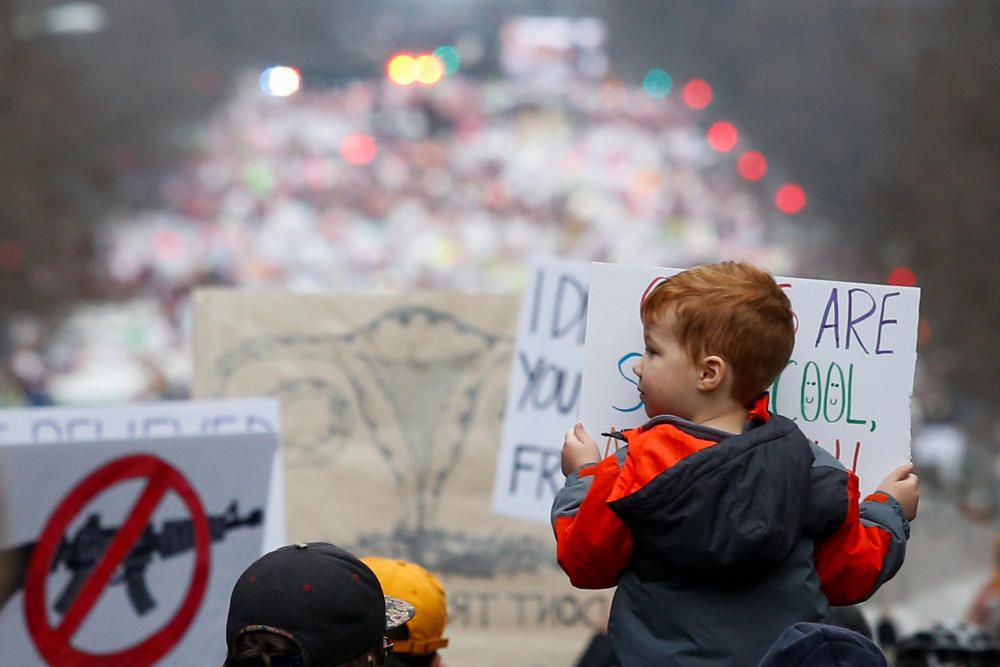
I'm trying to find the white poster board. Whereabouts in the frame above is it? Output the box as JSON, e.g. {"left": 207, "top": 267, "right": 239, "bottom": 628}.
{"left": 492, "top": 256, "right": 589, "bottom": 524}
{"left": 580, "top": 263, "right": 920, "bottom": 495}
{"left": 0, "top": 399, "right": 285, "bottom": 551}
{"left": 0, "top": 432, "right": 276, "bottom": 666}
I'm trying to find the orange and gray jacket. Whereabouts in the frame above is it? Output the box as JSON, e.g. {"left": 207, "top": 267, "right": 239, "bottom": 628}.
{"left": 551, "top": 399, "right": 909, "bottom": 667}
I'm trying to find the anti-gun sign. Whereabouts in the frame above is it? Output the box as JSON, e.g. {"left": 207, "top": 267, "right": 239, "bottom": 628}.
{"left": 0, "top": 432, "right": 276, "bottom": 666}
{"left": 492, "top": 256, "right": 589, "bottom": 523}
{"left": 0, "top": 398, "right": 285, "bottom": 551}
{"left": 579, "top": 262, "right": 920, "bottom": 495}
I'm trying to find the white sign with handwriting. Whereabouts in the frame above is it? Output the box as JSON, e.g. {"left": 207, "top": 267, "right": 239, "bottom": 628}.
{"left": 492, "top": 256, "right": 589, "bottom": 523}
{"left": 580, "top": 262, "right": 920, "bottom": 495}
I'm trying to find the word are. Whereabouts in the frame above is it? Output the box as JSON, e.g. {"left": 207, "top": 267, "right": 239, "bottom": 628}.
{"left": 814, "top": 287, "right": 901, "bottom": 355}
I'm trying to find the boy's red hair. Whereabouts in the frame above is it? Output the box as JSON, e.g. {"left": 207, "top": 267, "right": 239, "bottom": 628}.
{"left": 640, "top": 262, "right": 795, "bottom": 406}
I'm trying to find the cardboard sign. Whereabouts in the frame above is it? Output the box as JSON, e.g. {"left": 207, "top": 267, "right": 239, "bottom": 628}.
{"left": 0, "top": 399, "right": 285, "bottom": 551}
{"left": 580, "top": 262, "right": 920, "bottom": 495}
{"left": 193, "top": 289, "right": 611, "bottom": 667}
{"left": 0, "top": 433, "right": 276, "bottom": 666}
{"left": 492, "top": 256, "right": 589, "bottom": 524}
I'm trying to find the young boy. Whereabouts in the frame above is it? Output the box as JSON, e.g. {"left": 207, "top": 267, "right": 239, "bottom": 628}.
{"left": 551, "top": 262, "right": 918, "bottom": 667}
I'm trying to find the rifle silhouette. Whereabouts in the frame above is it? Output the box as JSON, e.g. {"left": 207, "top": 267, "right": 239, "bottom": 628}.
{"left": 0, "top": 501, "right": 262, "bottom": 616}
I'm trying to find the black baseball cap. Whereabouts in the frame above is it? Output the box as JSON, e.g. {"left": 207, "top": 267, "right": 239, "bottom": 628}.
{"left": 226, "top": 542, "right": 415, "bottom": 666}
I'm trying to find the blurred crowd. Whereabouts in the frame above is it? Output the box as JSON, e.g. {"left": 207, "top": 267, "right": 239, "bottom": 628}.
{"left": 1, "top": 73, "right": 801, "bottom": 405}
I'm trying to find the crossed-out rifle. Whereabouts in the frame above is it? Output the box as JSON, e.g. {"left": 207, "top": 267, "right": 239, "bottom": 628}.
{"left": 0, "top": 501, "right": 262, "bottom": 616}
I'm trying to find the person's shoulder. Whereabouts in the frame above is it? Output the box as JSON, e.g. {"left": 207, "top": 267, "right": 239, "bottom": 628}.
{"left": 611, "top": 419, "right": 726, "bottom": 499}
{"left": 756, "top": 414, "right": 843, "bottom": 467}
{"left": 630, "top": 416, "right": 725, "bottom": 448}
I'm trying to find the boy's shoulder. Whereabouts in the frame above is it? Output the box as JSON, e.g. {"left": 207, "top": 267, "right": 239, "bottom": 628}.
{"left": 613, "top": 414, "right": 821, "bottom": 501}
{"left": 625, "top": 412, "right": 809, "bottom": 456}
{"left": 616, "top": 417, "right": 722, "bottom": 479}
{"left": 624, "top": 414, "right": 727, "bottom": 449}
{"left": 610, "top": 415, "right": 836, "bottom": 504}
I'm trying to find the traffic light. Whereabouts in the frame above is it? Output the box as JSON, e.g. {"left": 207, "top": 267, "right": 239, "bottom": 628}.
{"left": 386, "top": 53, "right": 446, "bottom": 87}
{"left": 642, "top": 69, "right": 672, "bottom": 99}
{"left": 775, "top": 184, "right": 807, "bottom": 215}
{"left": 737, "top": 151, "right": 768, "bottom": 181}
{"left": 683, "top": 79, "right": 713, "bottom": 109}
{"left": 259, "top": 66, "right": 302, "bottom": 97}
{"left": 707, "top": 121, "right": 739, "bottom": 152}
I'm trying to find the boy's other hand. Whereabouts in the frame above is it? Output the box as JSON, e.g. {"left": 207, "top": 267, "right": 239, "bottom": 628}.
{"left": 562, "top": 423, "right": 600, "bottom": 476}
{"left": 877, "top": 463, "right": 919, "bottom": 521}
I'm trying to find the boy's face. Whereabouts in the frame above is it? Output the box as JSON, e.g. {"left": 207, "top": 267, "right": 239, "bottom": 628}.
{"left": 633, "top": 308, "right": 703, "bottom": 420}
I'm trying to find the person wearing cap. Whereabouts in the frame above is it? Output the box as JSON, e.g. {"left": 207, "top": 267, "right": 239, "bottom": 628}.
{"left": 225, "top": 542, "right": 416, "bottom": 667}
{"left": 757, "top": 622, "right": 888, "bottom": 667}
{"left": 362, "top": 557, "right": 448, "bottom": 667}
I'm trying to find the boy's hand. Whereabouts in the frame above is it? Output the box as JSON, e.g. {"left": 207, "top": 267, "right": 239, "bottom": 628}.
{"left": 877, "top": 463, "right": 919, "bottom": 521}
{"left": 562, "top": 423, "right": 600, "bottom": 476}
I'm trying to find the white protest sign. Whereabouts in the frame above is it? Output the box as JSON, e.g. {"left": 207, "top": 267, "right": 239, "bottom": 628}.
{"left": 580, "top": 262, "right": 920, "bottom": 495}
{"left": 0, "top": 432, "right": 276, "bottom": 666}
{"left": 0, "top": 399, "right": 286, "bottom": 551}
{"left": 492, "top": 256, "right": 589, "bottom": 523}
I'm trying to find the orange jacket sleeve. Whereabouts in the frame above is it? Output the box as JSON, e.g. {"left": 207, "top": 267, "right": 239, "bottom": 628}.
{"left": 550, "top": 449, "right": 634, "bottom": 589}
{"left": 814, "top": 469, "right": 909, "bottom": 605}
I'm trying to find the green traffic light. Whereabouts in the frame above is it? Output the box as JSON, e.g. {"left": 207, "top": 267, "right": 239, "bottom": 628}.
{"left": 434, "top": 46, "right": 461, "bottom": 74}
{"left": 642, "top": 68, "right": 672, "bottom": 99}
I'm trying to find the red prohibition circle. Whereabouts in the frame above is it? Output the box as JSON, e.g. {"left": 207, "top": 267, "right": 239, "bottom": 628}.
{"left": 24, "top": 454, "right": 211, "bottom": 666}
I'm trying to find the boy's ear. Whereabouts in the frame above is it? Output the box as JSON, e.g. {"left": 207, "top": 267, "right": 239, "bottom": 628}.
{"left": 697, "top": 355, "right": 727, "bottom": 392}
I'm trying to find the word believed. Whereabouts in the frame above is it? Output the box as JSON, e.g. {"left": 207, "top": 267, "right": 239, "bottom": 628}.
{"left": 0, "top": 414, "right": 277, "bottom": 443}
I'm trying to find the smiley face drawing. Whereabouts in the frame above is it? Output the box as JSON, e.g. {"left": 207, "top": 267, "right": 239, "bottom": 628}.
{"left": 823, "top": 362, "right": 847, "bottom": 423}
{"left": 801, "top": 361, "right": 821, "bottom": 422}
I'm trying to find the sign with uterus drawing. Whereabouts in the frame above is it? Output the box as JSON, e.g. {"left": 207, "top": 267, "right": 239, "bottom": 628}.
{"left": 193, "top": 289, "right": 612, "bottom": 667}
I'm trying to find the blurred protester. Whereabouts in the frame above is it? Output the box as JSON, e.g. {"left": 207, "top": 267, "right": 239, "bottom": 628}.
{"left": 830, "top": 606, "right": 874, "bottom": 640}
{"left": 572, "top": 600, "right": 617, "bottom": 667}
{"left": 874, "top": 610, "right": 899, "bottom": 662}
{"left": 0, "top": 481, "right": 13, "bottom": 610}
{"left": 966, "top": 534, "right": 1000, "bottom": 636}
{"left": 757, "top": 622, "right": 887, "bottom": 667}
{"left": 5, "top": 318, "right": 51, "bottom": 406}
{"left": 362, "top": 557, "right": 449, "bottom": 667}
{"left": 0, "top": 366, "right": 24, "bottom": 406}
{"left": 896, "top": 623, "right": 1000, "bottom": 667}
{"left": 225, "top": 542, "right": 415, "bottom": 667}
{"left": 573, "top": 630, "right": 618, "bottom": 667}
